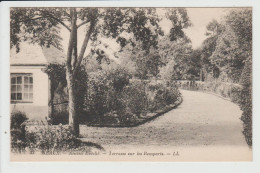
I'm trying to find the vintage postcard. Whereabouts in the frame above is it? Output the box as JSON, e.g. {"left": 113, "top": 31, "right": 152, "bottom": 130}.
{"left": 1, "top": 1, "right": 255, "bottom": 165}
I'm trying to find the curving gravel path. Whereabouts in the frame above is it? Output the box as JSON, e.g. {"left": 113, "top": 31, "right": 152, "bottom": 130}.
{"left": 81, "top": 89, "right": 250, "bottom": 154}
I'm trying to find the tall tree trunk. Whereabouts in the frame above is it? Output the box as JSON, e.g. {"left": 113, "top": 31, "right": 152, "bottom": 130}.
{"left": 66, "top": 68, "right": 79, "bottom": 136}
{"left": 66, "top": 8, "right": 79, "bottom": 136}
{"left": 65, "top": 8, "right": 95, "bottom": 136}
{"left": 48, "top": 78, "right": 55, "bottom": 120}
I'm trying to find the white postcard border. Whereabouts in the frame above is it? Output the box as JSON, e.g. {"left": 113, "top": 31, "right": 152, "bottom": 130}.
{"left": 1, "top": 0, "right": 260, "bottom": 173}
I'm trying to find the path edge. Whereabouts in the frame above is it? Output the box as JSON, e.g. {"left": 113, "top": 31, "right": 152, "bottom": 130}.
{"left": 86, "top": 96, "right": 183, "bottom": 128}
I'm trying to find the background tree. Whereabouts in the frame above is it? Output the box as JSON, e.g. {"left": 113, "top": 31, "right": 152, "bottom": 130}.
{"left": 185, "top": 49, "right": 202, "bottom": 80}
{"left": 158, "top": 36, "right": 193, "bottom": 80}
{"left": 158, "top": 8, "right": 193, "bottom": 80}
{"left": 166, "top": 8, "right": 192, "bottom": 41}
{"left": 115, "top": 41, "right": 149, "bottom": 79}
{"left": 196, "top": 20, "right": 224, "bottom": 80}
{"left": 115, "top": 8, "right": 192, "bottom": 80}
{"left": 210, "top": 8, "right": 252, "bottom": 82}
{"left": 197, "top": 8, "right": 252, "bottom": 83}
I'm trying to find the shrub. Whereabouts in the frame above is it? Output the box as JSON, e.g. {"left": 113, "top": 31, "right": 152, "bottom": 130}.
{"left": 147, "top": 82, "right": 179, "bottom": 112}
{"left": 11, "top": 111, "right": 28, "bottom": 129}
{"left": 84, "top": 67, "right": 132, "bottom": 121}
{"left": 11, "top": 128, "right": 27, "bottom": 153}
{"left": 121, "top": 80, "right": 148, "bottom": 117}
{"left": 10, "top": 111, "right": 28, "bottom": 153}
{"left": 17, "top": 122, "right": 103, "bottom": 154}
{"left": 239, "top": 59, "right": 252, "bottom": 146}
{"left": 84, "top": 70, "right": 113, "bottom": 120}
{"left": 106, "top": 67, "right": 132, "bottom": 92}
{"left": 147, "top": 83, "right": 166, "bottom": 111}
{"left": 25, "top": 123, "right": 78, "bottom": 154}
{"left": 51, "top": 111, "right": 69, "bottom": 125}
{"left": 230, "top": 85, "right": 242, "bottom": 103}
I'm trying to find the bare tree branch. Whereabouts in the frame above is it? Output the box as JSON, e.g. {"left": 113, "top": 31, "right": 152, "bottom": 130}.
{"left": 77, "top": 20, "right": 90, "bottom": 29}
{"left": 14, "top": 16, "right": 45, "bottom": 23}
{"left": 45, "top": 14, "right": 72, "bottom": 32}
{"left": 13, "top": 13, "right": 71, "bottom": 32}
{"left": 74, "top": 19, "right": 96, "bottom": 72}
{"left": 66, "top": 8, "right": 77, "bottom": 72}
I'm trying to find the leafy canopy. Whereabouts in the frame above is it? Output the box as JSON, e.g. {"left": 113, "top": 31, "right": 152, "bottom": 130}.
{"left": 11, "top": 8, "right": 164, "bottom": 53}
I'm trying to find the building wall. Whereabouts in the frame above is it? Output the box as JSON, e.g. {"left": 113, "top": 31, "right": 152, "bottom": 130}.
{"left": 10, "top": 66, "right": 49, "bottom": 120}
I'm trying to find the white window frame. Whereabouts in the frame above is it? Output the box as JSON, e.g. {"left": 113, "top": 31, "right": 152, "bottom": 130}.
{"left": 10, "top": 73, "right": 33, "bottom": 103}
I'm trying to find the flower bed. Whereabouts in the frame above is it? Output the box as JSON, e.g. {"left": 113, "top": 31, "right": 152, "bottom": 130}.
{"left": 11, "top": 118, "right": 103, "bottom": 155}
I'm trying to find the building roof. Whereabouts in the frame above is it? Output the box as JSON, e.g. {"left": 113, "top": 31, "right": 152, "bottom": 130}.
{"left": 10, "top": 42, "right": 66, "bottom": 66}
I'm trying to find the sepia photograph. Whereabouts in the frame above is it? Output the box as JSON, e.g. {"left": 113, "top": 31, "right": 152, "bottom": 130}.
{"left": 5, "top": 5, "right": 253, "bottom": 162}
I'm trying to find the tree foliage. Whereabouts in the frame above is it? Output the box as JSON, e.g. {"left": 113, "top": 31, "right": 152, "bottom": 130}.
{"left": 197, "top": 8, "right": 252, "bottom": 82}
{"left": 10, "top": 7, "right": 191, "bottom": 135}
{"left": 158, "top": 36, "right": 193, "bottom": 80}
{"left": 166, "top": 8, "right": 192, "bottom": 41}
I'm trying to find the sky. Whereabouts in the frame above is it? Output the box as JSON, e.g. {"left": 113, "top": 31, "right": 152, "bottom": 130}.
{"left": 60, "top": 8, "right": 229, "bottom": 58}
{"left": 184, "top": 8, "right": 227, "bottom": 49}
{"left": 159, "top": 8, "right": 227, "bottom": 49}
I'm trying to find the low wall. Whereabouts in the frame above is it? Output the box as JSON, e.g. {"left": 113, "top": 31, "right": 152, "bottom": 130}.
{"left": 10, "top": 104, "right": 48, "bottom": 120}
{"left": 177, "top": 80, "right": 242, "bottom": 103}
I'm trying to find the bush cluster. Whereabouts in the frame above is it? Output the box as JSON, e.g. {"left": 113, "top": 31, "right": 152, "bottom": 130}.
{"left": 146, "top": 81, "right": 179, "bottom": 112}
{"left": 23, "top": 123, "right": 95, "bottom": 154}
{"left": 83, "top": 69, "right": 180, "bottom": 125}
{"left": 83, "top": 68, "right": 132, "bottom": 122}
{"left": 11, "top": 116, "right": 102, "bottom": 154}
